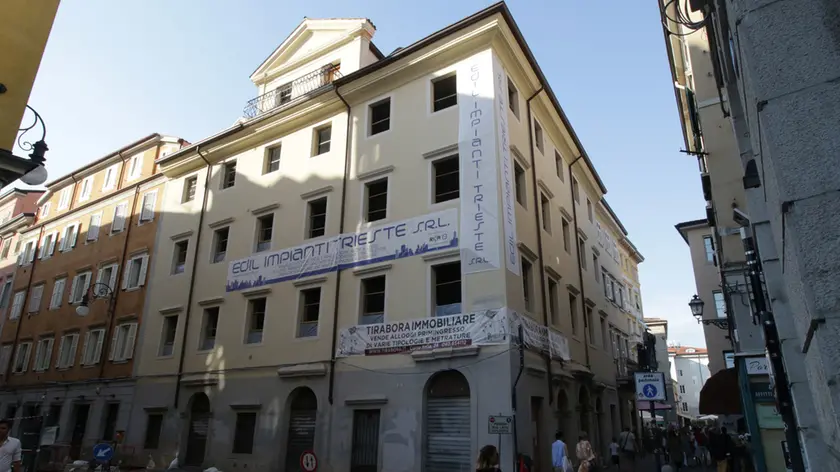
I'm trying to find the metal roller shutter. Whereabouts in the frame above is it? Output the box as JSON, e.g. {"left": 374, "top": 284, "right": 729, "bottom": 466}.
{"left": 425, "top": 397, "right": 471, "bottom": 472}
{"left": 285, "top": 409, "right": 316, "bottom": 471}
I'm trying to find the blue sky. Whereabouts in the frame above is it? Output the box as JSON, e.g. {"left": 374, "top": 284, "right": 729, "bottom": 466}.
{"left": 22, "top": 0, "right": 707, "bottom": 345}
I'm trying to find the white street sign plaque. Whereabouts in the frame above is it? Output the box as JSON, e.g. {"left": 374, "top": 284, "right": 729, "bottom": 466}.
{"left": 488, "top": 415, "right": 513, "bottom": 434}
{"left": 635, "top": 372, "right": 666, "bottom": 401}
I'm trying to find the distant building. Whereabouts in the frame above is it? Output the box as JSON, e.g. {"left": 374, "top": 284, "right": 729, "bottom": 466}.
{"left": 668, "top": 345, "right": 709, "bottom": 422}
{"left": 642, "top": 318, "right": 676, "bottom": 424}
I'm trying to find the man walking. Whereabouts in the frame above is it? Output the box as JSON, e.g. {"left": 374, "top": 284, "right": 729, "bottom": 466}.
{"left": 618, "top": 427, "right": 636, "bottom": 471}
{"left": 0, "top": 419, "right": 21, "bottom": 472}
{"left": 552, "top": 431, "right": 570, "bottom": 472}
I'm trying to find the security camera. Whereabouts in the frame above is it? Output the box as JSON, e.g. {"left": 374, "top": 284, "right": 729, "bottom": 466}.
{"left": 733, "top": 208, "right": 751, "bottom": 227}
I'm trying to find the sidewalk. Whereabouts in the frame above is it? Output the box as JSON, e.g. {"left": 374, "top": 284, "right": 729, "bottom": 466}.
{"left": 622, "top": 453, "right": 709, "bottom": 472}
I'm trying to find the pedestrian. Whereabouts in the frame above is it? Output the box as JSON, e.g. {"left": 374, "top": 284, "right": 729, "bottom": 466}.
{"left": 0, "top": 419, "right": 21, "bottom": 472}
{"left": 618, "top": 426, "right": 636, "bottom": 470}
{"left": 552, "top": 431, "right": 572, "bottom": 472}
{"left": 575, "top": 432, "right": 597, "bottom": 472}
{"left": 608, "top": 437, "right": 619, "bottom": 469}
{"left": 476, "top": 444, "right": 502, "bottom": 472}
{"left": 666, "top": 428, "right": 683, "bottom": 472}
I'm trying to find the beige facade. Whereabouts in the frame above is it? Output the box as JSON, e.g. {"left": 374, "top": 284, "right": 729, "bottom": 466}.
{"left": 129, "top": 5, "right": 646, "bottom": 471}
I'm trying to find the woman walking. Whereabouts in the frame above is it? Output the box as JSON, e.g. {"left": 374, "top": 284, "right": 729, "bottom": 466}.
{"left": 476, "top": 444, "right": 502, "bottom": 472}
{"left": 576, "top": 432, "right": 597, "bottom": 472}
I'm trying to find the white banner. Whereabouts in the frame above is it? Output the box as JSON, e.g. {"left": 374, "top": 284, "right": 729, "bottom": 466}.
{"left": 457, "top": 50, "right": 503, "bottom": 274}
{"left": 337, "top": 309, "right": 510, "bottom": 357}
{"left": 492, "top": 53, "right": 520, "bottom": 276}
{"left": 508, "top": 310, "right": 571, "bottom": 361}
{"left": 226, "top": 209, "right": 458, "bottom": 292}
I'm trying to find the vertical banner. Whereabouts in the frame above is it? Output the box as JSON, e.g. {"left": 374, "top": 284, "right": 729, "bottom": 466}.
{"left": 457, "top": 50, "right": 502, "bottom": 274}
{"left": 492, "top": 53, "right": 520, "bottom": 275}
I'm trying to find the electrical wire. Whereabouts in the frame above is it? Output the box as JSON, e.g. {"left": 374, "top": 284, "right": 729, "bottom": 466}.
{"left": 335, "top": 346, "right": 517, "bottom": 376}
{"left": 660, "top": 0, "right": 709, "bottom": 37}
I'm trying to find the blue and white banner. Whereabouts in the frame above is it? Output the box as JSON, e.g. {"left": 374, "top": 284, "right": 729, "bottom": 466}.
{"left": 226, "top": 208, "right": 458, "bottom": 292}
{"left": 457, "top": 50, "right": 503, "bottom": 274}
{"left": 493, "top": 53, "right": 520, "bottom": 276}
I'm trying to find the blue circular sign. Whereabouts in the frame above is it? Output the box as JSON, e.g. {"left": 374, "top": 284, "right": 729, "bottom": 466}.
{"left": 93, "top": 443, "right": 114, "bottom": 462}
{"left": 642, "top": 384, "right": 658, "bottom": 399}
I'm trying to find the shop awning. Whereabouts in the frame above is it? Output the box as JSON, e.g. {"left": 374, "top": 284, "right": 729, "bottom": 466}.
{"left": 699, "top": 367, "right": 743, "bottom": 415}
{"left": 636, "top": 401, "right": 672, "bottom": 410}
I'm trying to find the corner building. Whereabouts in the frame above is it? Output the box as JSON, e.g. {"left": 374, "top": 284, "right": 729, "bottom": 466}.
{"left": 0, "top": 134, "right": 184, "bottom": 467}
{"left": 131, "top": 4, "right": 646, "bottom": 471}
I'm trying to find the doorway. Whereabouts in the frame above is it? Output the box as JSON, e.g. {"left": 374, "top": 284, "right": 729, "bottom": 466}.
{"left": 284, "top": 388, "right": 318, "bottom": 472}
{"left": 69, "top": 404, "right": 90, "bottom": 460}
{"left": 531, "top": 396, "right": 544, "bottom": 472}
{"left": 184, "top": 393, "right": 211, "bottom": 467}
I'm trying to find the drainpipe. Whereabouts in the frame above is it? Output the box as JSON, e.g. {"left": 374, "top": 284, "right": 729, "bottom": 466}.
{"left": 327, "top": 87, "right": 353, "bottom": 406}
{"left": 524, "top": 87, "right": 554, "bottom": 404}
{"left": 172, "top": 147, "right": 213, "bottom": 409}
{"left": 568, "top": 156, "right": 591, "bottom": 368}
{"left": 4, "top": 225, "right": 46, "bottom": 379}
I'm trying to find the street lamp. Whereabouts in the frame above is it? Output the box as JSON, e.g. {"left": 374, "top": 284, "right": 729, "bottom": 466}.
{"left": 5, "top": 104, "right": 50, "bottom": 186}
{"left": 76, "top": 283, "right": 115, "bottom": 317}
{"left": 688, "top": 294, "right": 728, "bottom": 329}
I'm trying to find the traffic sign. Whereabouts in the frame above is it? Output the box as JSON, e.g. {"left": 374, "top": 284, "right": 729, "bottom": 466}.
{"left": 92, "top": 443, "right": 114, "bottom": 462}
{"left": 300, "top": 450, "right": 318, "bottom": 472}
{"left": 488, "top": 415, "right": 513, "bottom": 434}
{"left": 634, "top": 372, "right": 666, "bottom": 401}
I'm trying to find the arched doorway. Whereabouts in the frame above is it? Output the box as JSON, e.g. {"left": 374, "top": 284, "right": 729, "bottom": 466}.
{"left": 185, "top": 393, "right": 211, "bottom": 466}
{"left": 425, "top": 370, "right": 471, "bottom": 472}
{"left": 284, "top": 387, "right": 318, "bottom": 472}
{"left": 578, "top": 387, "right": 591, "bottom": 440}
{"left": 557, "top": 389, "right": 572, "bottom": 438}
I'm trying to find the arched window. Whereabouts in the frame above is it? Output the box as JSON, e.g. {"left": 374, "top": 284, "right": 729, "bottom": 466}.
{"left": 284, "top": 387, "right": 318, "bottom": 472}
{"left": 425, "top": 370, "right": 470, "bottom": 472}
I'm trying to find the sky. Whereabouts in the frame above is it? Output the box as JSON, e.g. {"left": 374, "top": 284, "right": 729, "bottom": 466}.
{"left": 19, "top": 0, "right": 708, "bottom": 346}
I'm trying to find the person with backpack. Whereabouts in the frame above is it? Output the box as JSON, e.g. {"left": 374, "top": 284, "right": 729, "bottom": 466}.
{"left": 617, "top": 427, "right": 636, "bottom": 471}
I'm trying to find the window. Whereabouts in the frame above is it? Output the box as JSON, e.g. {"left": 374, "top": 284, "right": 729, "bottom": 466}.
{"left": 233, "top": 411, "right": 257, "bottom": 454}
{"left": 679, "top": 369, "right": 684, "bottom": 376}
{"left": 679, "top": 385, "right": 686, "bottom": 394}
{"left": 432, "top": 261, "right": 461, "bottom": 317}
{"left": 508, "top": 79, "right": 519, "bottom": 118}
{"left": 200, "top": 307, "right": 219, "bottom": 350}
{"left": 110, "top": 322, "right": 137, "bottom": 362}
{"left": 432, "top": 74, "right": 457, "bottom": 112}
{"left": 351, "top": 409, "right": 381, "bottom": 472}
{"left": 593, "top": 256, "right": 599, "bottom": 282}
{"left": 212, "top": 227, "right": 229, "bottom": 263}
{"left": 514, "top": 163, "right": 526, "bottom": 206}
{"left": 548, "top": 279, "right": 559, "bottom": 324}
{"left": 555, "top": 151, "right": 564, "bottom": 181}
{"left": 314, "top": 125, "right": 332, "bottom": 155}
{"left": 33, "top": 337, "right": 54, "bottom": 372}
{"left": 569, "top": 294, "right": 578, "bottom": 334}
{"left": 521, "top": 258, "right": 533, "bottom": 311}
{"left": 139, "top": 191, "right": 157, "bottom": 222}
{"left": 369, "top": 98, "right": 391, "bottom": 135}
{"left": 713, "top": 291, "right": 726, "bottom": 318}
{"left": 265, "top": 145, "right": 281, "bottom": 174}
{"left": 182, "top": 176, "right": 198, "bottom": 203}
{"left": 60, "top": 224, "right": 79, "bottom": 252}
{"left": 112, "top": 202, "right": 128, "bottom": 233}
{"left": 40, "top": 203, "right": 51, "bottom": 219}
{"left": 172, "top": 240, "right": 188, "bottom": 275}
{"left": 572, "top": 178, "right": 580, "bottom": 203}
{"left": 127, "top": 154, "right": 143, "bottom": 180}
{"left": 0, "top": 279, "right": 13, "bottom": 310}
{"left": 122, "top": 254, "right": 149, "bottom": 290}
{"left": 81, "top": 328, "right": 105, "bottom": 365}
{"left": 360, "top": 276, "right": 385, "bottom": 325}
{"left": 540, "top": 193, "right": 551, "bottom": 232}
{"left": 586, "top": 199, "right": 593, "bottom": 222}
{"left": 600, "top": 317, "right": 608, "bottom": 348}
{"left": 221, "top": 161, "right": 237, "bottom": 189}
{"left": 12, "top": 342, "right": 32, "bottom": 373}
{"left": 79, "top": 177, "right": 93, "bottom": 201}
{"left": 703, "top": 236, "right": 715, "bottom": 263}
{"left": 307, "top": 198, "right": 327, "bottom": 238}
{"left": 102, "top": 403, "right": 119, "bottom": 440}
{"left": 274, "top": 83, "right": 292, "bottom": 106}
{"left": 102, "top": 164, "right": 118, "bottom": 191}
{"left": 56, "top": 333, "right": 79, "bottom": 369}
{"left": 27, "top": 284, "right": 44, "bottom": 313}
{"left": 0, "top": 239, "right": 10, "bottom": 260}
{"left": 159, "top": 315, "right": 178, "bottom": 357}
{"left": 10, "top": 291, "right": 26, "bottom": 320}
{"left": 432, "top": 156, "right": 459, "bottom": 203}
{"left": 586, "top": 306, "right": 596, "bottom": 344}
{"left": 578, "top": 237, "right": 586, "bottom": 269}
{"left": 19, "top": 240, "right": 35, "bottom": 265}
{"left": 87, "top": 213, "right": 102, "bottom": 241}
{"left": 57, "top": 187, "right": 72, "bottom": 210}
{"left": 681, "top": 402, "right": 688, "bottom": 412}
{"left": 561, "top": 219, "right": 570, "bottom": 253}
{"left": 364, "top": 179, "right": 388, "bottom": 222}
{"left": 246, "top": 298, "right": 266, "bottom": 344}
{"left": 144, "top": 414, "right": 164, "bottom": 449}
{"left": 254, "top": 214, "right": 273, "bottom": 253}
{"left": 96, "top": 264, "right": 118, "bottom": 295}
{"left": 298, "top": 287, "right": 321, "bottom": 338}
{"left": 534, "top": 120, "right": 544, "bottom": 153}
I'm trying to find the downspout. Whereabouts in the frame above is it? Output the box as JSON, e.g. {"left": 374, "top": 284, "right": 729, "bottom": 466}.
{"left": 327, "top": 87, "right": 353, "bottom": 405}
{"left": 568, "top": 156, "right": 591, "bottom": 368}
{"left": 173, "top": 147, "right": 213, "bottom": 409}
{"left": 97, "top": 182, "right": 143, "bottom": 379}
{"left": 524, "top": 87, "right": 554, "bottom": 404}
{"left": 4, "top": 225, "right": 45, "bottom": 379}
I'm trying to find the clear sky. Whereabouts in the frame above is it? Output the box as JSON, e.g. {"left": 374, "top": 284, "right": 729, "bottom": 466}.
{"left": 20, "top": 0, "right": 708, "bottom": 346}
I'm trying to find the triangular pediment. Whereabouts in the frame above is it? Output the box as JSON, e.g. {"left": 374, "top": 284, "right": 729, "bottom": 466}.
{"left": 250, "top": 18, "right": 375, "bottom": 85}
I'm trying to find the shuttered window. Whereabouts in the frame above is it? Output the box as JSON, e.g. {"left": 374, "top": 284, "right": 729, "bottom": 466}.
{"left": 424, "top": 371, "right": 471, "bottom": 472}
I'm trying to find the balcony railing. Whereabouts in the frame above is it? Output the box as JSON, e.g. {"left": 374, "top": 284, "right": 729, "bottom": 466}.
{"left": 244, "top": 64, "right": 342, "bottom": 119}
